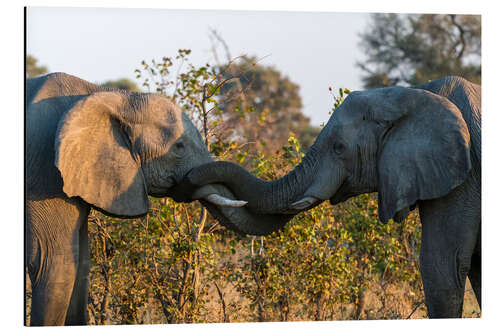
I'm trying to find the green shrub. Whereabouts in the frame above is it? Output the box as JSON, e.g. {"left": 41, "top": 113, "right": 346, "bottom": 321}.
{"left": 86, "top": 50, "right": 431, "bottom": 324}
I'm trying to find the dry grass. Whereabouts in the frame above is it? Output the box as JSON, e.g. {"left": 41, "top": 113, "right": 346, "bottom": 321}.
{"left": 24, "top": 253, "right": 481, "bottom": 324}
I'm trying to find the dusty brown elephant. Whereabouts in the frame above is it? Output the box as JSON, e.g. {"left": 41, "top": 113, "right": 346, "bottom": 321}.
{"left": 26, "top": 72, "right": 293, "bottom": 326}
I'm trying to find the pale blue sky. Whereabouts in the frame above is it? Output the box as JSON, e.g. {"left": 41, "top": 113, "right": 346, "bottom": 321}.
{"left": 27, "top": 7, "right": 368, "bottom": 125}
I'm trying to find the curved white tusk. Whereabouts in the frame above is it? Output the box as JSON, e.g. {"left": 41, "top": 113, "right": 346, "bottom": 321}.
{"left": 290, "top": 196, "right": 319, "bottom": 210}
{"left": 204, "top": 194, "right": 248, "bottom": 207}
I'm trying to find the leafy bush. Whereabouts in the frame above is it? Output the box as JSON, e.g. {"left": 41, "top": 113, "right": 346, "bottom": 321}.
{"left": 82, "top": 50, "right": 476, "bottom": 324}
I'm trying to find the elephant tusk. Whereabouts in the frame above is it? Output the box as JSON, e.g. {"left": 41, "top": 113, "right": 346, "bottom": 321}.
{"left": 204, "top": 193, "right": 248, "bottom": 207}
{"left": 290, "top": 196, "right": 319, "bottom": 210}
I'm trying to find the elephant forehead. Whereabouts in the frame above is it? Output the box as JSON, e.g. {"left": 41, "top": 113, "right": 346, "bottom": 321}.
{"left": 135, "top": 122, "right": 183, "bottom": 145}
{"left": 138, "top": 94, "right": 183, "bottom": 125}
{"left": 124, "top": 95, "right": 185, "bottom": 156}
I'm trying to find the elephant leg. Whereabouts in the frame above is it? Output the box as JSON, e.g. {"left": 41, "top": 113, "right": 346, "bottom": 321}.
{"left": 65, "top": 215, "right": 91, "bottom": 325}
{"left": 418, "top": 189, "right": 480, "bottom": 318}
{"left": 27, "top": 198, "right": 89, "bottom": 326}
{"left": 467, "top": 235, "right": 481, "bottom": 309}
{"left": 29, "top": 253, "right": 78, "bottom": 326}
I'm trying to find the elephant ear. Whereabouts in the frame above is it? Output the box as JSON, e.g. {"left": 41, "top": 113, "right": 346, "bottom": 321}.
{"left": 375, "top": 87, "right": 471, "bottom": 223}
{"left": 55, "top": 92, "right": 149, "bottom": 217}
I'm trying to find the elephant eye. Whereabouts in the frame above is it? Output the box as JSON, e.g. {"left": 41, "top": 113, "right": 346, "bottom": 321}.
{"left": 175, "top": 141, "right": 185, "bottom": 150}
{"left": 172, "top": 141, "right": 186, "bottom": 158}
{"left": 333, "top": 142, "right": 345, "bottom": 155}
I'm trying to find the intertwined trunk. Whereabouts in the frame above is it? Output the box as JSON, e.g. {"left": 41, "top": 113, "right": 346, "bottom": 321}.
{"left": 181, "top": 144, "right": 321, "bottom": 215}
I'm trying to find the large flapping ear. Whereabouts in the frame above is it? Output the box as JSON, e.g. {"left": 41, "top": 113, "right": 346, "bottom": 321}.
{"left": 373, "top": 87, "right": 471, "bottom": 223}
{"left": 55, "top": 92, "right": 149, "bottom": 217}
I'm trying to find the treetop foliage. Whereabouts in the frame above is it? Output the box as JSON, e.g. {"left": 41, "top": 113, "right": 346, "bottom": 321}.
{"left": 358, "top": 14, "right": 481, "bottom": 88}
{"left": 26, "top": 54, "right": 48, "bottom": 78}
{"left": 217, "top": 55, "right": 316, "bottom": 154}
{"left": 101, "top": 78, "right": 141, "bottom": 92}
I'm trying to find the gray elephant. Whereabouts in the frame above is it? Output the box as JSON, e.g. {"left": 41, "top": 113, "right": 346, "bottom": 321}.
{"left": 26, "top": 72, "right": 295, "bottom": 326}
{"left": 178, "top": 76, "right": 481, "bottom": 318}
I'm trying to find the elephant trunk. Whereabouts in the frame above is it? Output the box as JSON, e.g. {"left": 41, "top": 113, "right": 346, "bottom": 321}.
{"left": 200, "top": 194, "right": 293, "bottom": 236}
{"left": 179, "top": 144, "right": 322, "bottom": 214}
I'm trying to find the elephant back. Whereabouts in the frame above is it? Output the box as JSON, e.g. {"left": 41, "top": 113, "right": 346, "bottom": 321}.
{"left": 27, "top": 72, "right": 109, "bottom": 105}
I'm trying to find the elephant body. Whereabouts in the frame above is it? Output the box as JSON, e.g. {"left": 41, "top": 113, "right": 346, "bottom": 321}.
{"left": 181, "top": 76, "right": 481, "bottom": 318}
{"left": 411, "top": 77, "right": 481, "bottom": 317}
{"left": 25, "top": 73, "right": 292, "bottom": 326}
{"left": 27, "top": 74, "right": 112, "bottom": 325}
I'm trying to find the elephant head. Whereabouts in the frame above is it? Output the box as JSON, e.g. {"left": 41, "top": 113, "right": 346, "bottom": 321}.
{"left": 178, "top": 83, "right": 472, "bottom": 225}
{"left": 53, "top": 89, "right": 292, "bottom": 234}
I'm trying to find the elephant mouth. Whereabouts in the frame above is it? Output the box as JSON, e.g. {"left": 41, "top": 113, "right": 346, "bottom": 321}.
{"left": 328, "top": 180, "right": 374, "bottom": 205}
{"left": 329, "top": 180, "right": 351, "bottom": 205}
{"left": 148, "top": 176, "right": 179, "bottom": 198}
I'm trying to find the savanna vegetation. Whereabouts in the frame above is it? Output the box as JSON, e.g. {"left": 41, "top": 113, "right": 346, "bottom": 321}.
{"left": 25, "top": 13, "right": 481, "bottom": 323}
